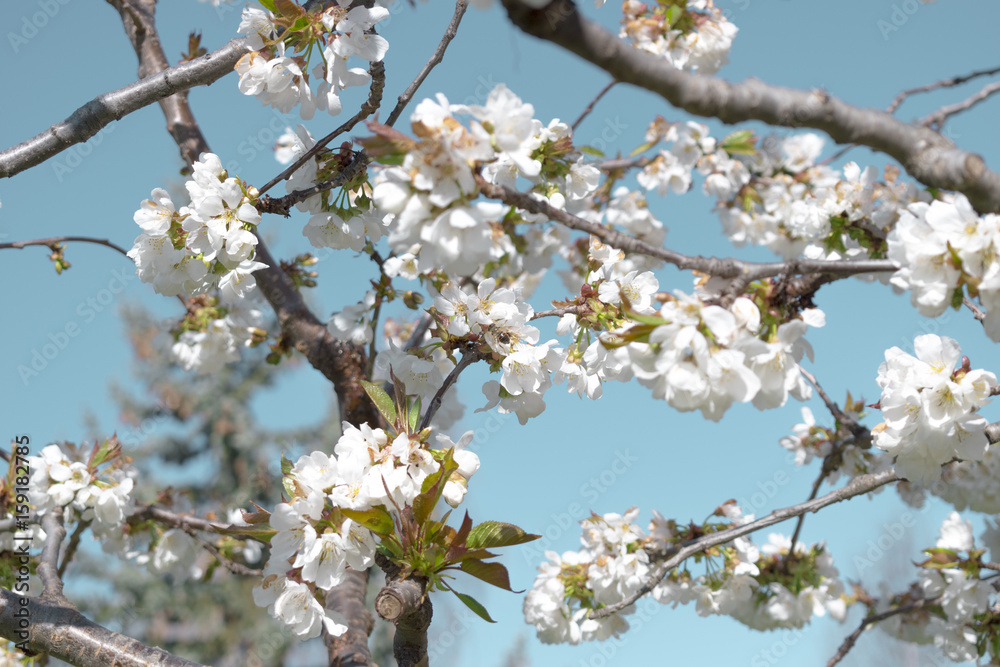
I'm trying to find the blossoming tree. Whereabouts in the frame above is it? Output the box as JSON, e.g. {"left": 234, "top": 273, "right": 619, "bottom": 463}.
{"left": 4, "top": 0, "right": 1000, "bottom": 665}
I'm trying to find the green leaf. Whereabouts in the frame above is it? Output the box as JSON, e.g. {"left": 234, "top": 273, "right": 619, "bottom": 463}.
{"left": 288, "top": 15, "right": 310, "bottom": 32}
{"left": 629, "top": 140, "right": 657, "bottom": 157}
{"left": 626, "top": 310, "right": 668, "bottom": 326}
{"left": 460, "top": 559, "right": 520, "bottom": 592}
{"left": 467, "top": 521, "right": 540, "bottom": 549}
{"left": 280, "top": 452, "right": 294, "bottom": 476}
{"left": 951, "top": 286, "right": 965, "bottom": 310}
{"left": 341, "top": 506, "right": 395, "bottom": 537}
{"left": 361, "top": 380, "right": 396, "bottom": 425}
{"left": 579, "top": 145, "right": 605, "bottom": 157}
{"left": 665, "top": 4, "right": 683, "bottom": 28}
{"left": 408, "top": 396, "right": 421, "bottom": 433}
{"left": 720, "top": 129, "right": 757, "bottom": 156}
{"left": 445, "top": 512, "right": 474, "bottom": 562}
{"left": 450, "top": 589, "right": 496, "bottom": 623}
{"left": 212, "top": 523, "right": 276, "bottom": 544}
{"left": 258, "top": 0, "right": 277, "bottom": 12}
{"left": 378, "top": 539, "right": 403, "bottom": 560}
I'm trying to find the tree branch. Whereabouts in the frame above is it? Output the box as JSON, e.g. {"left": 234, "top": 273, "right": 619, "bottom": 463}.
{"left": 476, "top": 176, "right": 896, "bottom": 282}
{"left": 38, "top": 512, "right": 67, "bottom": 602}
{"left": 827, "top": 596, "right": 938, "bottom": 667}
{"left": 0, "top": 588, "right": 205, "bottom": 667}
{"left": 373, "top": 552, "right": 431, "bottom": 667}
{"left": 500, "top": 0, "right": 1000, "bottom": 215}
{"left": 0, "top": 34, "right": 247, "bottom": 178}
{"left": 256, "top": 61, "right": 385, "bottom": 199}
{"left": 106, "top": 5, "right": 379, "bottom": 664}
{"left": 921, "top": 80, "right": 1000, "bottom": 130}
{"left": 887, "top": 64, "right": 1000, "bottom": 114}
{"left": 418, "top": 346, "right": 482, "bottom": 430}
{"left": 58, "top": 520, "right": 90, "bottom": 580}
{"left": 385, "top": 0, "right": 469, "bottom": 128}
{"left": 588, "top": 468, "right": 899, "bottom": 619}
{"left": 572, "top": 80, "right": 618, "bottom": 131}
{"left": 324, "top": 568, "right": 374, "bottom": 667}
{"left": 0, "top": 236, "right": 129, "bottom": 257}
{"left": 258, "top": 151, "right": 371, "bottom": 216}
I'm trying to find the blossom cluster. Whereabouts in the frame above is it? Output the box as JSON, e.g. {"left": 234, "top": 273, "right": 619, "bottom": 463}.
{"left": 24, "top": 442, "right": 135, "bottom": 551}
{"left": 253, "top": 423, "right": 480, "bottom": 639}
{"left": 236, "top": 4, "right": 388, "bottom": 120}
{"left": 875, "top": 512, "right": 999, "bottom": 663}
{"left": 170, "top": 295, "right": 266, "bottom": 374}
{"left": 126, "top": 153, "right": 270, "bottom": 374}
{"left": 887, "top": 193, "right": 1000, "bottom": 340}
{"left": 910, "top": 446, "right": 1000, "bottom": 513}
{"left": 371, "top": 84, "right": 597, "bottom": 280}
{"left": 620, "top": 0, "right": 738, "bottom": 76}
{"left": 872, "top": 334, "right": 995, "bottom": 484}
{"left": 637, "top": 122, "right": 927, "bottom": 264}
{"left": 613, "top": 284, "right": 824, "bottom": 420}
{"left": 523, "top": 506, "right": 846, "bottom": 644}
{"left": 128, "top": 153, "right": 267, "bottom": 301}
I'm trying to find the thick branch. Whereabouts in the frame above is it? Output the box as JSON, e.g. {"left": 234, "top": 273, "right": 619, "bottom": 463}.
{"left": 0, "top": 589, "right": 204, "bottom": 667}
{"left": 589, "top": 468, "right": 899, "bottom": 618}
{"left": 324, "top": 568, "right": 374, "bottom": 667}
{"left": 374, "top": 553, "right": 431, "bottom": 667}
{"left": 107, "top": 6, "right": 378, "bottom": 665}
{"left": 0, "top": 35, "right": 246, "bottom": 178}
{"left": 38, "top": 512, "right": 67, "bottom": 602}
{"left": 106, "top": 0, "right": 222, "bottom": 166}
{"left": 500, "top": 0, "right": 1000, "bottom": 214}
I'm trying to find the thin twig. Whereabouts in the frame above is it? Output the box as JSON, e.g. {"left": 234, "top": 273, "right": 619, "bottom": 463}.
{"left": 798, "top": 366, "right": 864, "bottom": 437}
{"left": 964, "top": 296, "right": 987, "bottom": 321}
{"left": 189, "top": 530, "right": 262, "bottom": 577}
{"left": 817, "top": 143, "right": 856, "bottom": 168}
{"left": 404, "top": 312, "right": 434, "bottom": 352}
{"left": 418, "top": 347, "right": 482, "bottom": 430}
{"left": 572, "top": 80, "right": 618, "bottom": 131}
{"left": 588, "top": 468, "right": 900, "bottom": 619}
{"left": 131, "top": 504, "right": 267, "bottom": 542}
{"left": 887, "top": 64, "right": 1000, "bottom": 114}
{"left": 921, "top": 80, "right": 1000, "bottom": 130}
{"left": 58, "top": 519, "right": 91, "bottom": 579}
{"left": 258, "top": 151, "right": 370, "bottom": 215}
{"left": 38, "top": 512, "right": 67, "bottom": 601}
{"left": 597, "top": 157, "right": 646, "bottom": 172}
{"left": 256, "top": 61, "right": 385, "bottom": 197}
{"left": 385, "top": 0, "right": 468, "bottom": 128}
{"left": 0, "top": 236, "right": 129, "bottom": 256}
{"left": 827, "top": 597, "right": 938, "bottom": 667}
{"left": 476, "top": 176, "right": 896, "bottom": 284}
{"left": 532, "top": 305, "right": 583, "bottom": 320}
{"left": 782, "top": 472, "right": 825, "bottom": 574}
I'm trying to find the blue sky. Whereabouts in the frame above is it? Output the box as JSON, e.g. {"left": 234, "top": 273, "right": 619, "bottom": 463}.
{"left": 3, "top": 0, "right": 1000, "bottom": 665}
